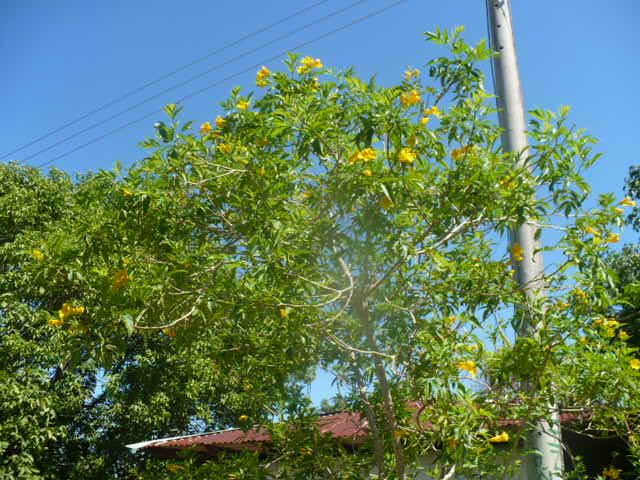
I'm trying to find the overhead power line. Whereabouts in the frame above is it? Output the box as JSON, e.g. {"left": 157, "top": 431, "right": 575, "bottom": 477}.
{"left": 19, "top": 0, "right": 368, "bottom": 165}
{"left": 34, "top": 0, "right": 407, "bottom": 169}
{"left": 0, "top": 0, "right": 330, "bottom": 162}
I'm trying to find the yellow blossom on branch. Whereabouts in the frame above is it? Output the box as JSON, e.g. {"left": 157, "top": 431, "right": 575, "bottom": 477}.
{"left": 420, "top": 116, "right": 430, "bottom": 126}
{"left": 398, "top": 147, "right": 417, "bottom": 164}
{"left": 630, "top": 359, "right": 640, "bottom": 370}
{"left": 606, "top": 233, "right": 620, "bottom": 243}
{"left": 217, "top": 143, "right": 233, "bottom": 154}
{"left": 112, "top": 270, "right": 130, "bottom": 292}
{"left": 602, "top": 465, "right": 622, "bottom": 479}
{"left": 297, "top": 56, "right": 323, "bottom": 74}
{"left": 48, "top": 318, "right": 64, "bottom": 326}
{"left": 279, "top": 307, "right": 289, "bottom": 319}
{"left": 614, "top": 207, "right": 625, "bottom": 214}
{"left": 32, "top": 249, "right": 44, "bottom": 261}
{"left": 236, "top": 100, "right": 250, "bottom": 111}
{"left": 215, "top": 116, "right": 227, "bottom": 129}
{"left": 256, "top": 65, "right": 271, "bottom": 86}
{"left": 239, "top": 414, "right": 249, "bottom": 422}
{"left": 348, "top": 148, "right": 378, "bottom": 164}
{"left": 162, "top": 328, "right": 177, "bottom": 338}
{"left": 423, "top": 105, "right": 441, "bottom": 117}
{"left": 400, "top": 89, "right": 421, "bottom": 107}
{"left": 58, "top": 303, "right": 85, "bottom": 322}
{"left": 619, "top": 331, "right": 630, "bottom": 341}
{"left": 404, "top": 68, "right": 420, "bottom": 81}
{"left": 620, "top": 197, "right": 636, "bottom": 207}
{"left": 363, "top": 168, "right": 373, "bottom": 177}
{"left": 200, "top": 122, "right": 213, "bottom": 135}
{"left": 585, "top": 226, "right": 600, "bottom": 236}
{"left": 488, "top": 432, "right": 510, "bottom": 443}
{"left": 456, "top": 360, "right": 477, "bottom": 377}
{"left": 510, "top": 243, "right": 524, "bottom": 262}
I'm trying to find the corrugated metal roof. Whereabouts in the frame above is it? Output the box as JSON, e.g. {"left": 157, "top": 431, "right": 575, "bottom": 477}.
{"left": 128, "top": 408, "right": 584, "bottom": 454}
{"left": 130, "top": 411, "right": 369, "bottom": 453}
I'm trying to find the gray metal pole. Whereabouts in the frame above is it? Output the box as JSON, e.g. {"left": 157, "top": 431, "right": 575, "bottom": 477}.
{"left": 486, "top": 1, "right": 564, "bottom": 479}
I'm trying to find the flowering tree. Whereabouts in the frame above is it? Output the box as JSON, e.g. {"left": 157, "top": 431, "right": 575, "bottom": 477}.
{"left": 4, "top": 28, "right": 640, "bottom": 479}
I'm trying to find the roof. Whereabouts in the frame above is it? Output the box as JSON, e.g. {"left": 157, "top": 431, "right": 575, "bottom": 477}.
{"left": 127, "top": 406, "right": 585, "bottom": 457}
{"left": 127, "top": 411, "right": 369, "bottom": 455}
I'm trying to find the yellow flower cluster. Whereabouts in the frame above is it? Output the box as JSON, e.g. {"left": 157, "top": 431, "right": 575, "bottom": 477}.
{"left": 49, "top": 302, "right": 85, "bottom": 326}
{"left": 630, "top": 359, "right": 640, "bottom": 370}
{"left": 297, "top": 56, "right": 323, "bottom": 75}
{"left": 511, "top": 242, "right": 524, "bottom": 262}
{"left": 363, "top": 168, "right": 373, "bottom": 177}
{"left": 606, "top": 233, "right": 620, "bottom": 243}
{"left": 112, "top": 269, "right": 130, "bottom": 292}
{"left": 166, "top": 464, "right": 183, "bottom": 473}
{"left": 236, "top": 100, "right": 250, "bottom": 111}
{"left": 239, "top": 414, "right": 249, "bottom": 422}
{"left": 602, "top": 465, "right": 622, "bottom": 479}
{"left": 423, "top": 105, "right": 441, "bottom": 117}
{"left": 256, "top": 65, "right": 271, "bottom": 87}
{"left": 398, "top": 147, "right": 416, "bottom": 165}
{"left": 585, "top": 226, "right": 599, "bottom": 236}
{"left": 400, "top": 89, "right": 421, "bottom": 108}
{"left": 216, "top": 116, "right": 226, "bottom": 129}
{"left": 217, "top": 143, "right": 233, "bottom": 154}
{"left": 404, "top": 68, "right": 420, "bottom": 81}
{"left": 451, "top": 145, "right": 473, "bottom": 160}
{"left": 279, "top": 307, "right": 289, "bottom": 319}
{"left": 488, "top": 431, "right": 510, "bottom": 443}
{"left": 32, "top": 249, "right": 44, "bottom": 261}
{"left": 349, "top": 148, "right": 378, "bottom": 164}
{"left": 620, "top": 197, "right": 636, "bottom": 207}
{"left": 456, "top": 360, "right": 477, "bottom": 377}
{"left": 200, "top": 122, "right": 213, "bottom": 135}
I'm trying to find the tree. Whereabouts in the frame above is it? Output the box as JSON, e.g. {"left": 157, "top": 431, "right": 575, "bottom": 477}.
{"left": 3, "top": 28, "right": 640, "bottom": 479}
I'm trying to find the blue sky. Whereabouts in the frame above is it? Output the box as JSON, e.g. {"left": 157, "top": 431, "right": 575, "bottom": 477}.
{"left": 3, "top": 0, "right": 639, "bottom": 404}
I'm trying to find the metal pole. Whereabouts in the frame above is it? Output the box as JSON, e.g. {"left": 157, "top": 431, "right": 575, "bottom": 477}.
{"left": 486, "top": 1, "right": 564, "bottom": 479}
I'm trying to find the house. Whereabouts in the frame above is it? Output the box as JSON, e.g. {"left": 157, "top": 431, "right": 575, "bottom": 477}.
{"left": 127, "top": 408, "right": 631, "bottom": 478}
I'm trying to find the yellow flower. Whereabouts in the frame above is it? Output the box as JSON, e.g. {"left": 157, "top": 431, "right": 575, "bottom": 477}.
{"left": 556, "top": 301, "right": 569, "bottom": 311}
{"left": 619, "top": 330, "right": 630, "bottom": 341}
{"left": 122, "top": 188, "right": 134, "bottom": 197}
{"left": 605, "top": 328, "right": 616, "bottom": 338}
{"left": 279, "top": 307, "right": 289, "bottom": 318}
{"left": 602, "top": 465, "right": 622, "bottom": 479}
{"left": 58, "top": 303, "right": 85, "bottom": 322}
{"left": 236, "top": 100, "right": 249, "bottom": 111}
{"left": 606, "top": 233, "right": 620, "bottom": 243}
{"left": 585, "top": 226, "right": 600, "bottom": 236}
{"left": 630, "top": 359, "right": 640, "bottom": 370}
{"left": 423, "top": 105, "right": 441, "bottom": 117}
{"left": 456, "top": 360, "right": 477, "bottom": 377}
{"left": 256, "top": 65, "right": 271, "bottom": 87}
{"left": 302, "top": 191, "right": 313, "bottom": 199}
{"left": 404, "top": 68, "right": 420, "bottom": 81}
{"left": 614, "top": 207, "right": 625, "bottom": 214}
{"left": 239, "top": 414, "right": 249, "bottom": 422}
{"left": 348, "top": 148, "right": 378, "bottom": 164}
{"left": 297, "top": 56, "right": 323, "bottom": 74}
{"left": 112, "top": 270, "right": 130, "bottom": 292}
{"left": 200, "top": 121, "right": 213, "bottom": 135}
{"left": 166, "top": 464, "right": 183, "bottom": 473}
{"left": 510, "top": 243, "right": 524, "bottom": 262}
{"left": 32, "top": 249, "right": 44, "bottom": 261}
{"left": 620, "top": 197, "right": 636, "bottom": 207}
{"left": 420, "top": 116, "right": 430, "bottom": 126}
{"left": 215, "top": 116, "right": 226, "bottom": 129}
{"left": 162, "top": 328, "right": 177, "bottom": 337}
{"left": 363, "top": 169, "right": 373, "bottom": 177}
{"left": 593, "top": 317, "right": 606, "bottom": 327}
{"left": 574, "top": 288, "right": 586, "bottom": 298}
{"left": 466, "top": 344, "right": 478, "bottom": 352}
{"left": 605, "top": 319, "right": 620, "bottom": 329}
{"left": 217, "top": 143, "right": 233, "bottom": 154}
{"left": 48, "top": 318, "right": 64, "bottom": 326}
{"left": 380, "top": 197, "right": 394, "bottom": 210}
{"left": 400, "top": 89, "right": 421, "bottom": 107}
{"left": 488, "top": 431, "right": 510, "bottom": 443}
{"left": 398, "top": 147, "right": 417, "bottom": 165}
{"left": 579, "top": 336, "right": 589, "bottom": 344}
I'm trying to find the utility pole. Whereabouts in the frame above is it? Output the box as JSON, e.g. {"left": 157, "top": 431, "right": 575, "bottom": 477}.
{"left": 486, "top": 1, "right": 564, "bottom": 479}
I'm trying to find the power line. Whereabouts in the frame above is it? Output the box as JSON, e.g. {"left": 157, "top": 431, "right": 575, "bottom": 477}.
{"left": 35, "top": 0, "right": 407, "bottom": 169}
{"left": 20, "top": 0, "right": 368, "bottom": 165}
{"left": 0, "top": 0, "right": 330, "bottom": 162}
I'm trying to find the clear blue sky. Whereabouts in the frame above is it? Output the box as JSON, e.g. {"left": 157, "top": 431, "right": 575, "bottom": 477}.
{"left": 3, "top": 0, "right": 638, "bottom": 403}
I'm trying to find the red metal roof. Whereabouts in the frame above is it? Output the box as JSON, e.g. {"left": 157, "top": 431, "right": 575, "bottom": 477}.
{"left": 132, "top": 407, "right": 584, "bottom": 455}
{"left": 136, "top": 411, "right": 369, "bottom": 453}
